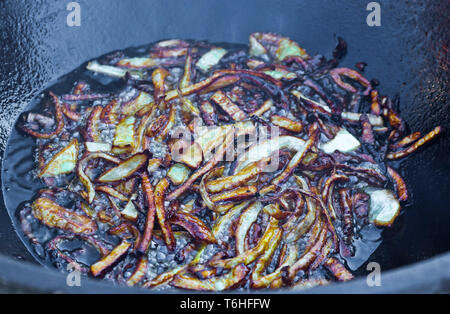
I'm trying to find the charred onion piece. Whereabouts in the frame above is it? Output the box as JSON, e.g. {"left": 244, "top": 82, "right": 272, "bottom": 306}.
{"left": 170, "top": 212, "right": 216, "bottom": 243}
{"left": 21, "top": 92, "right": 64, "bottom": 139}
{"left": 32, "top": 197, "right": 97, "bottom": 235}
{"left": 210, "top": 218, "right": 281, "bottom": 269}
{"left": 387, "top": 166, "right": 408, "bottom": 201}
{"left": 386, "top": 126, "right": 442, "bottom": 160}
{"left": 137, "top": 172, "right": 156, "bottom": 254}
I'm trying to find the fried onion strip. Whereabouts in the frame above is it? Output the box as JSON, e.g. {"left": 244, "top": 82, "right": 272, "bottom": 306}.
{"left": 95, "top": 185, "right": 128, "bottom": 201}
{"left": 386, "top": 126, "right": 442, "bottom": 160}
{"left": 137, "top": 173, "right": 156, "bottom": 254}
{"left": 143, "top": 264, "right": 189, "bottom": 288}
{"left": 283, "top": 177, "right": 316, "bottom": 243}
{"left": 272, "top": 124, "right": 318, "bottom": 185}
{"left": 330, "top": 67, "right": 371, "bottom": 95}
{"left": 206, "top": 158, "right": 269, "bottom": 193}
{"left": 170, "top": 264, "right": 249, "bottom": 291}
{"left": 387, "top": 166, "right": 408, "bottom": 201}
{"left": 108, "top": 220, "right": 141, "bottom": 243}
{"left": 20, "top": 92, "right": 64, "bottom": 139}
{"left": 250, "top": 228, "right": 282, "bottom": 288}
{"left": 154, "top": 178, "right": 176, "bottom": 251}
{"left": 321, "top": 174, "right": 349, "bottom": 220}
{"left": 210, "top": 185, "right": 257, "bottom": 203}
{"left": 235, "top": 202, "right": 263, "bottom": 255}
{"left": 62, "top": 103, "right": 81, "bottom": 121}
{"left": 86, "top": 105, "right": 103, "bottom": 142}
{"left": 126, "top": 256, "right": 148, "bottom": 286}
{"left": 91, "top": 240, "right": 131, "bottom": 276}
{"left": 324, "top": 257, "right": 354, "bottom": 281}
{"left": 287, "top": 227, "right": 327, "bottom": 281}
{"left": 210, "top": 218, "right": 280, "bottom": 269}
{"left": 389, "top": 131, "right": 421, "bottom": 150}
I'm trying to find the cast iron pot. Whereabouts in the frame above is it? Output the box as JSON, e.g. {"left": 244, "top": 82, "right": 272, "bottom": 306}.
{"left": 0, "top": 0, "right": 449, "bottom": 293}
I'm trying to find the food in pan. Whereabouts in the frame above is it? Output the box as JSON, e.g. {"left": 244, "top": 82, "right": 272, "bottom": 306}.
{"left": 16, "top": 33, "right": 442, "bottom": 290}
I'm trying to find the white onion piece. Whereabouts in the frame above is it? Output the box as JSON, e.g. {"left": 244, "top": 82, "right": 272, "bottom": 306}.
{"left": 87, "top": 61, "right": 141, "bottom": 79}
{"left": 196, "top": 48, "right": 227, "bottom": 73}
{"left": 366, "top": 188, "right": 400, "bottom": 226}
{"left": 320, "top": 128, "right": 361, "bottom": 154}
{"left": 85, "top": 142, "right": 112, "bottom": 152}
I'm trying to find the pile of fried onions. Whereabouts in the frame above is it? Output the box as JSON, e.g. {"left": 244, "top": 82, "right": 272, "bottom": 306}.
{"left": 19, "top": 33, "right": 442, "bottom": 291}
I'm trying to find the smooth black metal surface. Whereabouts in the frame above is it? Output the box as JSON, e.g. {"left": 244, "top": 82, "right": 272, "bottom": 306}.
{"left": 0, "top": 0, "right": 449, "bottom": 292}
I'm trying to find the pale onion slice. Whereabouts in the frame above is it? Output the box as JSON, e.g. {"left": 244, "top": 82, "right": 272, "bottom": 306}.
{"left": 235, "top": 202, "right": 263, "bottom": 255}
{"left": 194, "top": 124, "right": 231, "bottom": 154}
{"left": 320, "top": 128, "right": 361, "bottom": 154}
{"left": 276, "top": 37, "right": 309, "bottom": 61}
{"left": 39, "top": 138, "right": 79, "bottom": 177}
{"left": 121, "top": 92, "right": 153, "bottom": 116}
{"left": 116, "top": 57, "right": 157, "bottom": 69}
{"left": 167, "top": 163, "right": 191, "bottom": 185}
{"left": 121, "top": 194, "right": 138, "bottom": 221}
{"left": 249, "top": 32, "right": 309, "bottom": 61}
{"left": 97, "top": 153, "right": 148, "bottom": 183}
{"left": 177, "top": 142, "right": 203, "bottom": 169}
{"left": 262, "top": 69, "right": 297, "bottom": 80}
{"left": 87, "top": 61, "right": 141, "bottom": 79}
{"left": 147, "top": 158, "right": 162, "bottom": 173}
{"left": 341, "top": 112, "right": 384, "bottom": 126}
{"left": 365, "top": 188, "right": 400, "bottom": 226}
{"left": 249, "top": 34, "right": 267, "bottom": 57}
{"left": 113, "top": 116, "right": 135, "bottom": 149}
{"left": 85, "top": 142, "right": 112, "bottom": 153}
{"left": 196, "top": 48, "right": 227, "bottom": 72}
